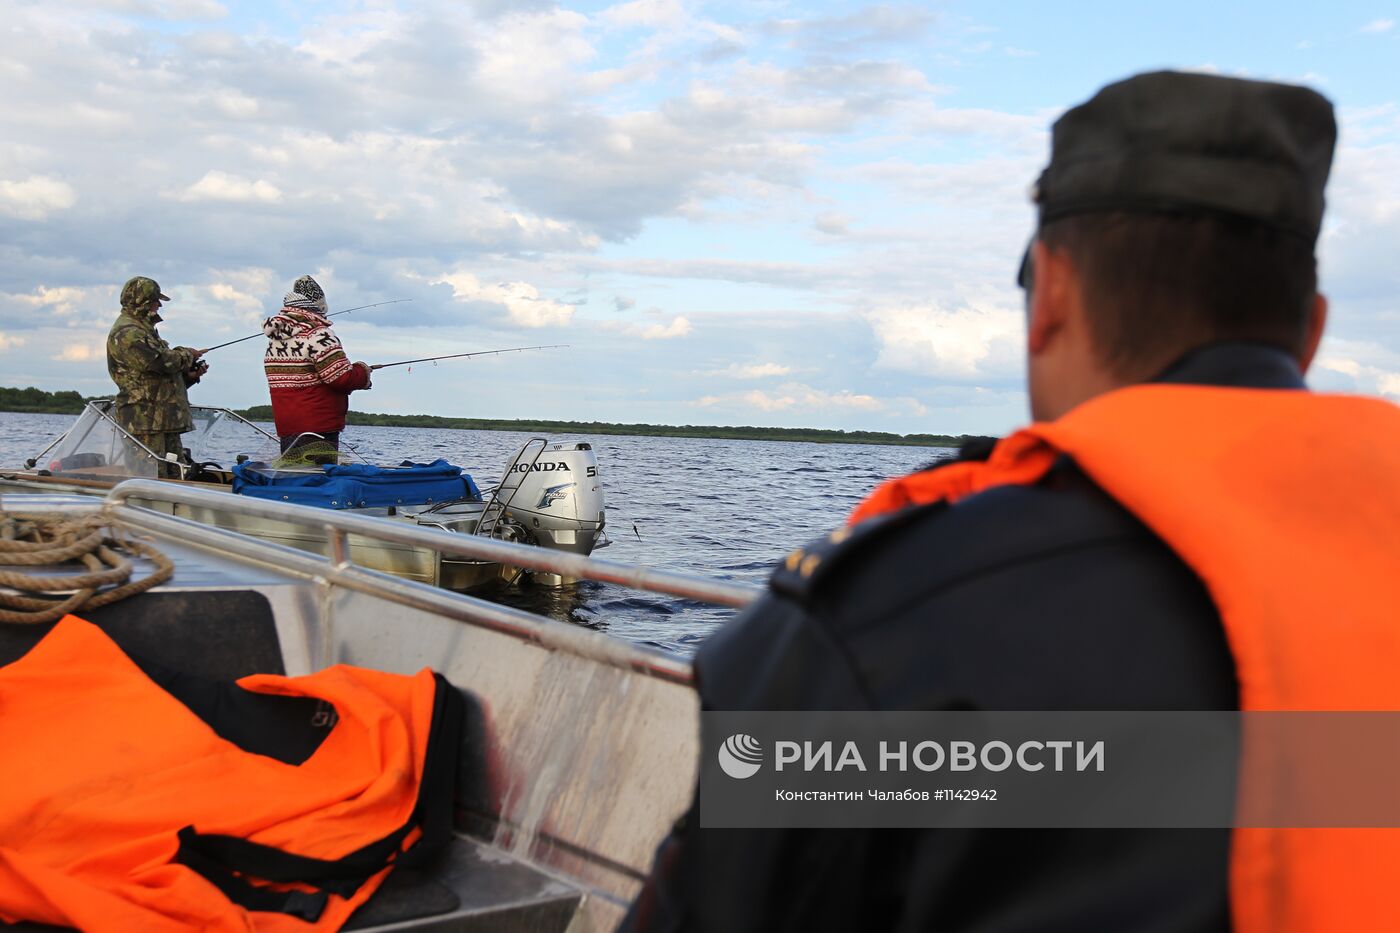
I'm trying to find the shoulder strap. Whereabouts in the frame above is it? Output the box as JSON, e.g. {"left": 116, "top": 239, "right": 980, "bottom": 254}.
{"left": 174, "top": 674, "right": 464, "bottom": 918}
{"left": 849, "top": 430, "right": 1060, "bottom": 525}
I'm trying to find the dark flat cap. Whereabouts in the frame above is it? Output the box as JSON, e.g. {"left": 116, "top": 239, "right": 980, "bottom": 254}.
{"left": 1032, "top": 70, "right": 1336, "bottom": 242}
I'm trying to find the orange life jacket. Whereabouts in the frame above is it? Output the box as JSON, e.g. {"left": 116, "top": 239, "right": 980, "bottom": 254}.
{"left": 850, "top": 383, "right": 1400, "bottom": 933}
{"left": 0, "top": 615, "right": 461, "bottom": 932}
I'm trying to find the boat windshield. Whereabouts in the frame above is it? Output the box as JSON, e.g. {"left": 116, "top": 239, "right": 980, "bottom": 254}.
{"left": 34, "top": 402, "right": 284, "bottom": 480}
{"left": 187, "top": 406, "right": 282, "bottom": 465}
{"left": 38, "top": 401, "right": 158, "bottom": 479}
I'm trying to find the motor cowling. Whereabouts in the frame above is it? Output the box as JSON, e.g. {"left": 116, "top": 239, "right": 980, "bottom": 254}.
{"left": 496, "top": 442, "right": 605, "bottom": 556}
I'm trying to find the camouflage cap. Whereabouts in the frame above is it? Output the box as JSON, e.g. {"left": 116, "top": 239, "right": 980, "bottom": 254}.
{"left": 121, "top": 276, "right": 171, "bottom": 308}
{"left": 1034, "top": 71, "right": 1335, "bottom": 239}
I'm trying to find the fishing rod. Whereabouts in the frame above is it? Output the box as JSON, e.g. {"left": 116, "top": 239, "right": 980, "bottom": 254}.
{"left": 198, "top": 298, "right": 414, "bottom": 354}
{"left": 370, "top": 345, "right": 569, "bottom": 371}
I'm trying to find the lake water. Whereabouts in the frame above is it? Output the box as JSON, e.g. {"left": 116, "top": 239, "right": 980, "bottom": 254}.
{"left": 0, "top": 411, "right": 946, "bottom": 655}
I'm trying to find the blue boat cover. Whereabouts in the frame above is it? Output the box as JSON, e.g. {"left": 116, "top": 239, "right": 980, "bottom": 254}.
{"left": 231, "top": 458, "right": 482, "bottom": 510}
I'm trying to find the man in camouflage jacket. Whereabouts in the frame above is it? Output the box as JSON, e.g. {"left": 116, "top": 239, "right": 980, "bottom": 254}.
{"left": 106, "top": 276, "right": 208, "bottom": 478}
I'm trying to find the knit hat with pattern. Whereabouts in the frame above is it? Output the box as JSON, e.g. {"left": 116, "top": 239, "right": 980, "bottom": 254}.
{"left": 283, "top": 275, "right": 328, "bottom": 314}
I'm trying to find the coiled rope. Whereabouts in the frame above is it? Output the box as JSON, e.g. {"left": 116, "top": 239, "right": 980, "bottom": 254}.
{"left": 0, "top": 512, "right": 174, "bottom": 624}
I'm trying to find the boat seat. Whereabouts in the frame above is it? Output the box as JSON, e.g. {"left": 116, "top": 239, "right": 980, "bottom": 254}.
{"left": 346, "top": 834, "right": 582, "bottom": 932}
{"left": 0, "top": 590, "right": 285, "bottom": 676}
{"left": 5, "top": 835, "right": 582, "bottom": 932}
{"left": 1, "top": 593, "right": 585, "bottom": 931}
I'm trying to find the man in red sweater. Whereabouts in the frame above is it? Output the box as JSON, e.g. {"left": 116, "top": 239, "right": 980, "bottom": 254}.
{"left": 262, "top": 275, "right": 372, "bottom": 454}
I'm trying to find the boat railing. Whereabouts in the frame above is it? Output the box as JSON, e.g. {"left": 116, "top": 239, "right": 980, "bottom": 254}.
{"left": 103, "top": 478, "right": 763, "bottom": 681}
{"left": 475, "top": 437, "right": 547, "bottom": 537}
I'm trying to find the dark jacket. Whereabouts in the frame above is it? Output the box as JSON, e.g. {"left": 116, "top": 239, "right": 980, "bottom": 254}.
{"left": 624, "top": 343, "right": 1308, "bottom": 933}
{"left": 106, "top": 306, "right": 199, "bottom": 434}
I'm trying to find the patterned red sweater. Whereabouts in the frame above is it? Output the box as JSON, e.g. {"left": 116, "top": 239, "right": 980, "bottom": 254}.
{"left": 262, "top": 308, "right": 370, "bottom": 437}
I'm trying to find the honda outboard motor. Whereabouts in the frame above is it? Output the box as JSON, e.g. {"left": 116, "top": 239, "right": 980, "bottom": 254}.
{"left": 495, "top": 442, "right": 606, "bottom": 565}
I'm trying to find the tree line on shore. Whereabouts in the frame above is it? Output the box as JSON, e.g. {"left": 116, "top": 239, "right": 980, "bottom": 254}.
{"left": 0, "top": 386, "right": 89, "bottom": 413}
{"left": 244, "top": 406, "right": 980, "bottom": 447}
{"left": 0, "top": 386, "right": 982, "bottom": 448}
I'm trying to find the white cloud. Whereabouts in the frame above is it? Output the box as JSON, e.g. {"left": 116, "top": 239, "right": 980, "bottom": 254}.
{"left": 701, "top": 361, "right": 793, "bottom": 378}
{"left": 0, "top": 176, "right": 77, "bottom": 220}
{"left": 600, "top": 0, "right": 687, "bottom": 29}
{"left": 82, "top": 0, "right": 228, "bottom": 20}
{"left": 1318, "top": 357, "right": 1400, "bottom": 399}
{"left": 766, "top": 6, "right": 938, "bottom": 51}
{"left": 862, "top": 155, "right": 1042, "bottom": 209}
{"left": 696, "top": 382, "right": 884, "bottom": 413}
{"left": 209, "top": 267, "right": 277, "bottom": 296}
{"left": 1316, "top": 338, "right": 1400, "bottom": 400}
{"left": 473, "top": 8, "right": 599, "bottom": 107}
{"left": 436, "top": 272, "right": 574, "bottom": 328}
{"left": 52, "top": 342, "right": 103, "bottom": 362}
{"left": 640, "top": 315, "right": 692, "bottom": 339}
{"left": 594, "top": 257, "right": 841, "bottom": 290}
{"left": 9, "top": 285, "right": 95, "bottom": 317}
{"left": 602, "top": 313, "right": 694, "bottom": 340}
{"left": 865, "top": 302, "right": 1024, "bottom": 378}
{"left": 212, "top": 92, "right": 259, "bottom": 119}
{"left": 207, "top": 282, "right": 265, "bottom": 313}
{"left": 176, "top": 171, "right": 282, "bottom": 204}
{"left": 907, "top": 106, "right": 1045, "bottom": 143}
{"left": 1329, "top": 139, "right": 1400, "bottom": 227}
{"left": 1361, "top": 18, "right": 1395, "bottom": 33}
{"left": 0, "top": 332, "right": 27, "bottom": 352}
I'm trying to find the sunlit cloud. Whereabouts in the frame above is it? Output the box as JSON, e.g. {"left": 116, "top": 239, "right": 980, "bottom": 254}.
{"left": 602, "top": 314, "right": 693, "bottom": 340}
{"left": 0, "top": 176, "right": 76, "bottom": 221}
{"left": 52, "top": 341, "right": 103, "bottom": 362}
{"left": 435, "top": 272, "right": 575, "bottom": 328}
{"left": 176, "top": 172, "right": 283, "bottom": 204}
{"left": 865, "top": 302, "right": 1024, "bottom": 380}
{"left": 699, "top": 362, "right": 794, "bottom": 378}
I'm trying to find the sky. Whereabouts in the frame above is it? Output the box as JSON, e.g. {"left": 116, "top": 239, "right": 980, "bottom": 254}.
{"left": 2, "top": 0, "right": 1398, "bottom": 435}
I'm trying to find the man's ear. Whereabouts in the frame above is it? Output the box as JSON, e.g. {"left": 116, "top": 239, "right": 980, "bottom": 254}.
{"left": 1026, "top": 239, "right": 1070, "bottom": 356}
{"left": 1298, "top": 292, "right": 1328, "bottom": 374}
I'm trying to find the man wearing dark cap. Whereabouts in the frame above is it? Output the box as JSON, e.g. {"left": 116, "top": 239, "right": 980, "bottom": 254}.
{"left": 107, "top": 276, "right": 208, "bottom": 478}
{"left": 625, "top": 72, "right": 1400, "bottom": 931}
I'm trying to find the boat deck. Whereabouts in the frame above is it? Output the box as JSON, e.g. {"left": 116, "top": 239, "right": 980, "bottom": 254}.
{"left": 0, "top": 486, "right": 748, "bottom": 930}
{"left": 347, "top": 837, "right": 582, "bottom": 932}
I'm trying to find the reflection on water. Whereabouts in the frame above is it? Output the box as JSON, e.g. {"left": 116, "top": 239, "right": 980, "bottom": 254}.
{"left": 0, "top": 411, "right": 945, "bottom": 656}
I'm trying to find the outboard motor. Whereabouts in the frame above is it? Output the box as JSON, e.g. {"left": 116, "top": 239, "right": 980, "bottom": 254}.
{"left": 495, "top": 442, "right": 606, "bottom": 561}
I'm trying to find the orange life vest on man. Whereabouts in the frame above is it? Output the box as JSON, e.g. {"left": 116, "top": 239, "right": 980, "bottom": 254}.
{"left": 851, "top": 383, "right": 1400, "bottom": 933}
{"left": 0, "top": 615, "right": 461, "bottom": 932}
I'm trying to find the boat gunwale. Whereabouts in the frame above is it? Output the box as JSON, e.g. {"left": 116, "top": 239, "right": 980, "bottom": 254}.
{"left": 106, "top": 478, "right": 761, "bottom": 609}
{"left": 92, "top": 478, "right": 769, "bottom": 684}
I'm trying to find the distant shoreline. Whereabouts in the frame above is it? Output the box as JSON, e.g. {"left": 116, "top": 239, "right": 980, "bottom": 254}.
{"left": 0, "top": 387, "right": 984, "bottom": 448}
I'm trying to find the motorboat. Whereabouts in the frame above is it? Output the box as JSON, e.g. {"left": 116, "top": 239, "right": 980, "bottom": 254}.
{"left": 0, "top": 479, "right": 761, "bottom": 930}
{"left": 1, "top": 400, "right": 608, "bottom": 590}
